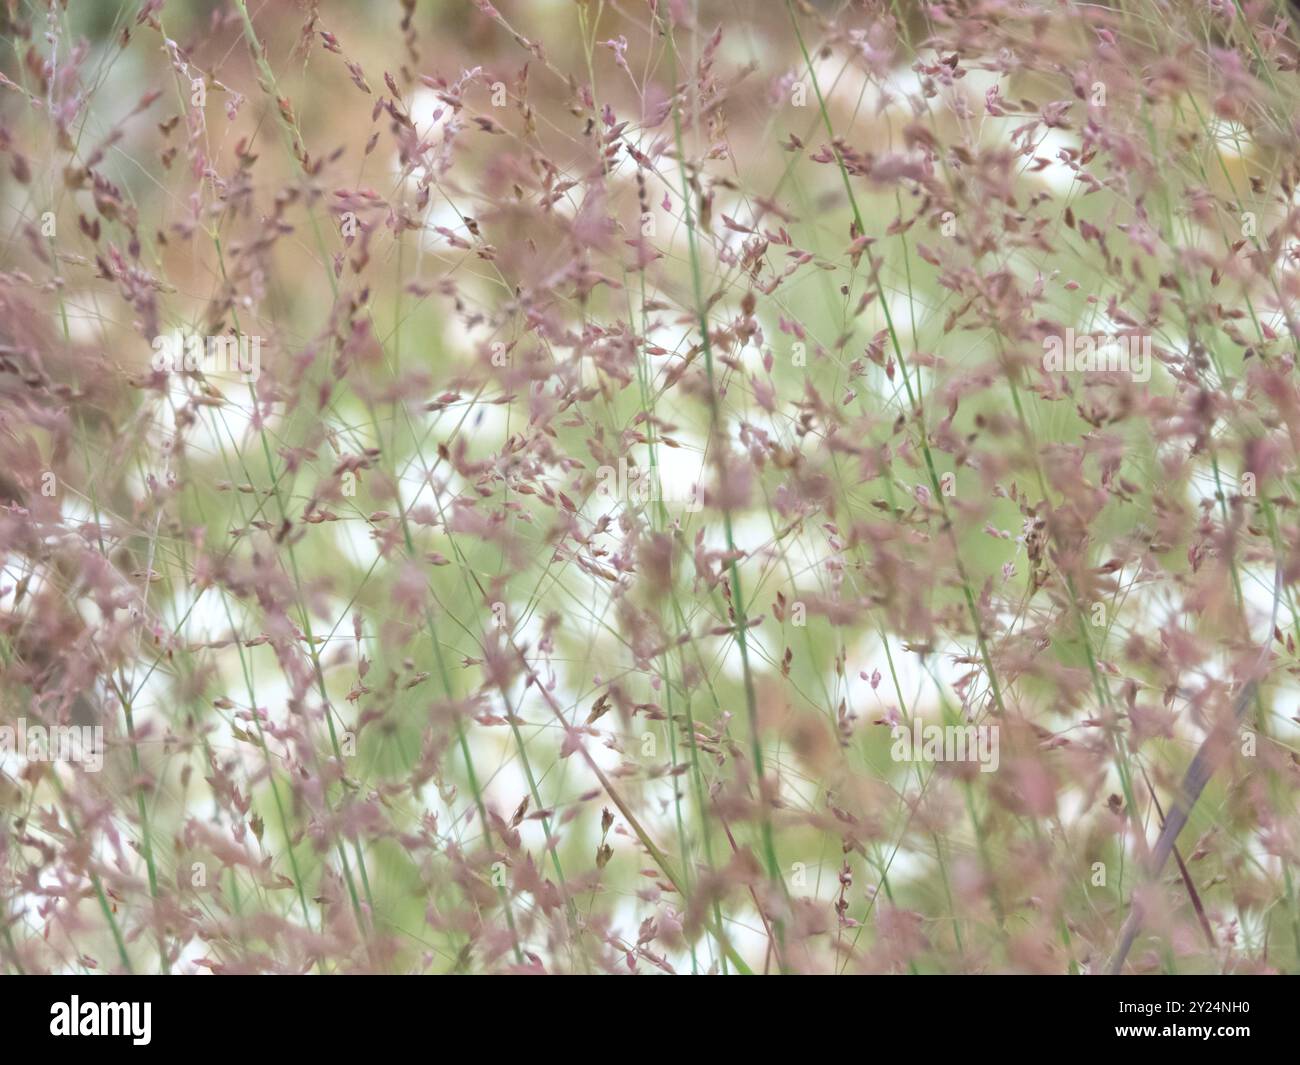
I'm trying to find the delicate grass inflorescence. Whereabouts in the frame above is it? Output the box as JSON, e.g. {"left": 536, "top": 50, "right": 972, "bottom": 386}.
{"left": 0, "top": 0, "right": 1298, "bottom": 975}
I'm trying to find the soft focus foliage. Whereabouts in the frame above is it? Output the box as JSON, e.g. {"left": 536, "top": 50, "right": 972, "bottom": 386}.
{"left": 1, "top": 0, "right": 1299, "bottom": 974}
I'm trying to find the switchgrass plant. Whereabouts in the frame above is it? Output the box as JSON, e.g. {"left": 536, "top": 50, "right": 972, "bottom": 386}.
{"left": 1, "top": 0, "right": 1299, "bottom": 974}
